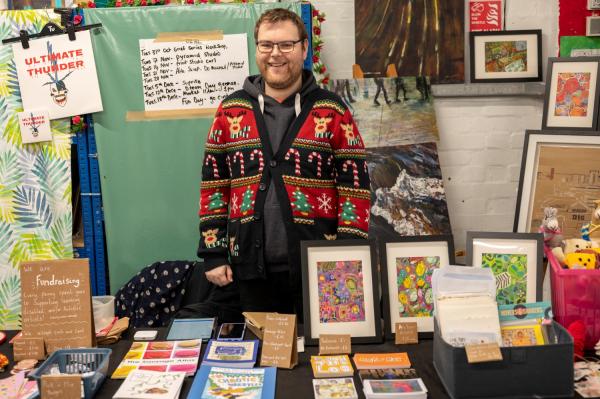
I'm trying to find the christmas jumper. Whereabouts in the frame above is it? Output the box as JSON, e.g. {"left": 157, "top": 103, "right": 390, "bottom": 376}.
{"left": 198, "top": 88, "right": 370, "bottom": 281}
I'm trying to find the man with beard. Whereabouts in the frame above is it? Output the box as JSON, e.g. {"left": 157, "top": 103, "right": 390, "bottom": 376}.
{"left": 198, "top": 8, "right": 370, "bottom": 317}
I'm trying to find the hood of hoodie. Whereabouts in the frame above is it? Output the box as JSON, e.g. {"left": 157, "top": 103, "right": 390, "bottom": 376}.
{"left": 242, "top": 69, "right": 319, "bottom": 114}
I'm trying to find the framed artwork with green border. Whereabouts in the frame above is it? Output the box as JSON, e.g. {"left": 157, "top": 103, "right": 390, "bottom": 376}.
{"left": 466, "top": 231, "right": 543, "bottom": 305}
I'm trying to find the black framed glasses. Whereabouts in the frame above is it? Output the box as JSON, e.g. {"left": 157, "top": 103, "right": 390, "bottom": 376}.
{"left": 256, "top": 39, "right": 303, "bottom": 53}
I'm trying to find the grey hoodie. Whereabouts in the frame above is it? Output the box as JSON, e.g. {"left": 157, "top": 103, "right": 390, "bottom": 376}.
{"left": 242, "top": 70, "right": 319, "bottom": 271}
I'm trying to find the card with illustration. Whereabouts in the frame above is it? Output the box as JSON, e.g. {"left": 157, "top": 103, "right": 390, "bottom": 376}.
{"left": 201, "top": 367, "right": 267, "bottom": 399}
{"left": 313, "top": 378, "right": 358, "bottom": 399}
{"left": 112, "top": 340, "right": 201, "bottom": 379}
{"left": 396, "top": 256, "right": 438, "bottom": 318}
{"left": 364, "top": 378, "right": 427, "bottom": 395}
{"left": 317, "top": 260, "right": 366, "bottom": 323}
{"left": 501, "top": 325, "right": 545, "bottom": 347}
{"left": 481, "top": 253, "right": 527, "bottom": 305}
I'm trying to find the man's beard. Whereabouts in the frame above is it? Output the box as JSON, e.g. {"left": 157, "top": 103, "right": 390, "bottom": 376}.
{"left": 263, "top": 64, "right": 302, "bottom": 90}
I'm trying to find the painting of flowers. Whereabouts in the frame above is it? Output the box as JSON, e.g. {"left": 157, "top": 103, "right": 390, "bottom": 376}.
{"left": 395, "top": 256, "right": 438, "bottom": 317}
{"left": 554, "top": 72, "right": 590, "bottom": 117}
{"left": 317, "top": 260, "right": 366, "bottom": 323}
{"left": 481, "top": 253, "right": 527, "bottom": 305}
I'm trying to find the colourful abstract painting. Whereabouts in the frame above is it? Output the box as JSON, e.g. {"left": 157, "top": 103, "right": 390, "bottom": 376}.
{"left": 396, "top": 256, "right": 438, "bottom": 317}
{"left": 484, "top": 40, "right": 527, "bottom": 72}
{"left": 367, "top": 143, "right": 451, "bottom": 238}
{"left": 481, "top": 253, "right": 528, "bottom": 305}
{"left": 317, "top": 260, "right": 366, "bottom": 323}
{"left": 355, "top": 0, "right": 464, "bottom": 83}
{"left": 554, "top": 72, "right": 590, "bottom": 117}
{"left": 0, "top": 10, "right": 73, "bottom": 330}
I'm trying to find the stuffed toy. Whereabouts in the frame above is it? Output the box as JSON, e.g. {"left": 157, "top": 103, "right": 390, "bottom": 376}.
{"left": 564, "top": 252, "right": 596, "bottom": 270}
{"left": 568, "top": 320, "right": 586, "bottom": 359}
{"left": 581, "top": 199, "right": 600, "bottom": 241}
{"left": 553, "top": 238, "right": 593, "bottom": 265}
{"left": 538, "top": 207, "right": 563, "bottom": 249}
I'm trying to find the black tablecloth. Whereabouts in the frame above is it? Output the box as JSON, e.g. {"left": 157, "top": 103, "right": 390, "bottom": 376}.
{"left": 0, "top": 329, "right": 581, "bottom": 398}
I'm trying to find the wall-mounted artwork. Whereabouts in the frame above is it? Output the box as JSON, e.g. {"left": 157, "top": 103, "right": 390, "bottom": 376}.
{"left": 367, "top": 142, "right": 451, "bottom": 238}
{"left": 355, "top": 0, "right": 465, "bottom": 83}
{"left": 325, "top": 77, "right": 438, "bottom": 148}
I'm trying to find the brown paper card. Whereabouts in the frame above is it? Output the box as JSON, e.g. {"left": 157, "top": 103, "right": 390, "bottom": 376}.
{"left": 319, "top": 334, "right": 351, "bottom": 355}
{"left": 20, "top": 259, "right": 94, "bottom": 353}
{"left": 395, "top": 322, "right": 419, "bottom": 345}
{"left": 243, "top": 311, "right": 270, "bottom": 340}
{"left": 41, "top": 375, "right": 81, "bottom": 399}
{"left": 260, "top": 313, "right": 297, "bottom": 369}
{"left": 465, "top": 342, "right": 503, "bottom": 363}
{"left": 13, "top": 337, "right": 45, "bottom": 361}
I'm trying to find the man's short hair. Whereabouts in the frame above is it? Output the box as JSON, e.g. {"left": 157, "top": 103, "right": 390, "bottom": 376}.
{"left": 254, "top": 8, "right": 308, "bottom": 42}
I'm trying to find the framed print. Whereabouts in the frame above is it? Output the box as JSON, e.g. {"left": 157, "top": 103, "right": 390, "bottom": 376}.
{"left": 542, "top": 57, "right": 600, "bottom": 130}
{"left": 514, "top": 130, "right": 600, "bottom": 238}
{"left": 466, "top": 232, "right": 543, "bottom": 305}
{"left": 469, "top": 29, "right": 542, "bottom": 83}
{"left": 379, "top": 236, "right": 455, "bottom": 339}
{"left": 301, "top": 240, "right": 382, "bottom": 346}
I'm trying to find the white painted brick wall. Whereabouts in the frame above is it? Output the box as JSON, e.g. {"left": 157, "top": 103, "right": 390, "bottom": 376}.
{"left": 311, "top": 0, "right": 559, "bottom": 254}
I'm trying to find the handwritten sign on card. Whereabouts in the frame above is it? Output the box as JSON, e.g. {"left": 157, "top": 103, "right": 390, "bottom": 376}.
{"left": 319, "top": 334, "right": 351, "bottom": 355}
{"left": 139, "top": 33, "right": 249, "bottom": 111}
{"left": 41, "top": 375, "right": 81, "bottom": 399}
{"left": 465, "top": 342, "right": 503, "bottom": 363}
{"left": 395, "top": 322, "right": 419, "bottom": 345}
{"left": 20, "top": 259, "right": 93, "bottom": 352}
{"left": 260, "top": 313, "right": 297, "bottom": 369}
{"left": 13, "top": 337, "right": 45, "bottom": 361}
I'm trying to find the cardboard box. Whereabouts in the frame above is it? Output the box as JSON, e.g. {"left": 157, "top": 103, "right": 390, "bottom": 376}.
{"left": 433, "top": 320, "right": 573, "bottom": 398}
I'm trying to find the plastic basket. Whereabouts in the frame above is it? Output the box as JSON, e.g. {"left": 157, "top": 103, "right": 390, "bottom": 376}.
{"left": 29, "top": 348, "right": 111, "bottom": 399}
{"left": 547, "top": 246, "right": 600, "bottom": 349}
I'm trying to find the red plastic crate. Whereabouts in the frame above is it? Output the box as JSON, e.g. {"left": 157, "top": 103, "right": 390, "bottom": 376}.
{"left": 548, "top": 246, "right": 600, "bottom": 349}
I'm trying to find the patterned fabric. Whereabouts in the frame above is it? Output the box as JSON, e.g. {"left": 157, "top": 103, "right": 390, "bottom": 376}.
{"left": 0, "top": 11, "right": 73, "bottom": 329}
{"left": 198, "top": 89, "right": 370, "bottom": 280}
{"left": 115, "top": 261, "right": 194, "bottom": 328}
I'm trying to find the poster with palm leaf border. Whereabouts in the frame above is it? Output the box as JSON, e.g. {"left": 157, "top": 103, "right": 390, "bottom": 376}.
{"left": 0, "top": 10, "right": 73, "bottom": 329}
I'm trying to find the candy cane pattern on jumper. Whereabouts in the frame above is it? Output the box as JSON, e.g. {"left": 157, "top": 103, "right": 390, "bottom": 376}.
{"left": 226, "top": 156, "right": 232, "bottom": 177}
{"left": 285, "top": 148, "right": 301, "bottom": 176}
{"left": 233, "top": 151, "right": 245, "bottom": 176}
{"left": 342, "top": 160, "right": 359, "bottom": 188}
{"left": 308, "top": 151, "right": 323, "bottom": 177}
{"left": 327, "top": 155, "right": 336, "bottom": 179}
{"left": 204, "top": 154, "right": 220, "bottom": 178}
{"left": 250, "top": 149, "right": 264, "bottom": 173}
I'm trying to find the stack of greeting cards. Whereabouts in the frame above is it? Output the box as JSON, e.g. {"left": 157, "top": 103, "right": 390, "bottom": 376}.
{"left": 363, "top": 379, "right": 428, "bottom": 399}
{"left": 201, "top": 340, "right": 259, "bottom": 368}
{"left": 498, "top": 301, "right": 555, "bottom": 346}
{"left": 113, "top": 370, "right": 185, "bottom": 399}
{"left": 311, "top": 355, "right": 354, "bottom": 378}
{"left": 313, "top": 378, "right": 359, "bottom": 399}
{"left": 112, "top": 340, "right": 201, "bottom": 379}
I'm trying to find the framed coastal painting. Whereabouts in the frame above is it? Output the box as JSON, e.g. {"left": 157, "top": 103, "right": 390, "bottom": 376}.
{"left": 379, "top": 236, "right": 455, "bottom": 338}
{"left": 542, "top": 57, "right": 600, "bottom": 130}
{"left": 466, "top": 231, "right": 543, "bottom": 305}
{"left": 470, "top": 30, "right": 542, "bottom": 83}
{"left": 301, "top": 240, "right": 382, "bottom": 345}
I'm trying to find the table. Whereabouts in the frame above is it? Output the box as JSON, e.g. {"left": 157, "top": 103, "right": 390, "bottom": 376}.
{"left": 0, "top": 329, "right": 580, "bottom": 398}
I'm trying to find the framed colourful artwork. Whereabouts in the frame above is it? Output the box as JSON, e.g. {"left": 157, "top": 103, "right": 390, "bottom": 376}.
{"left": 300, "top": 240, "right": 382, "bottom": 346}
{"left": 379, "top": 236, "right": 455, "bottom": 339}
{"left": 514, "top": 130, "right": 600, "bottom": 238}
{"left": 469, "top": 30, "right": 542, "bottom": 83}
{"left": 466, "top": 232, "right": 543, "bottom": 305}
{"left": 542, "top": 57, "right": 600, "bottom": 130}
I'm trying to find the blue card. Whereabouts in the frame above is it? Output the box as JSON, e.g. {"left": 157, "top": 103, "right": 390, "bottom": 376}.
{"left": 167, "top": 318, "right": 216, "bottom": 341}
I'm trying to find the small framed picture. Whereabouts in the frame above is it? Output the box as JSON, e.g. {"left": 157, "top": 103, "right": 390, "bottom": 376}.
{"left": 514, "top": 130, "right": 600, "bottom": 238}
{"left": 466, "top": 232, "right": 543, "bottom": 305}
{"left": 301, "top": 240, "right": 382, "bottom": 346}
{"left": 543, "top": 57, "right": 600, "bottom": 130}
{"left": 469, "top": 29, "right": 542, "bottom": 83}
{"left": 379, "top": 236, "right": 455, "bottom": 338}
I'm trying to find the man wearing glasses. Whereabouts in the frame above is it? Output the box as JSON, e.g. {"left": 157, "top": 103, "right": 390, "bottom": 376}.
{"left": 198, "top": 8, "right": 370, "bottom": 317}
